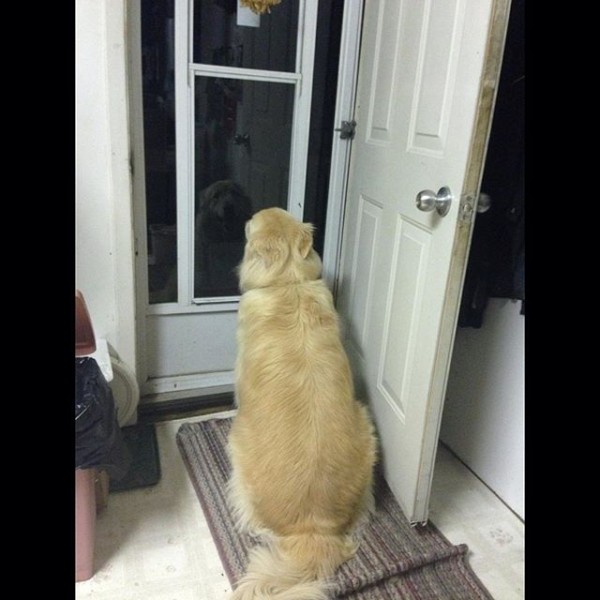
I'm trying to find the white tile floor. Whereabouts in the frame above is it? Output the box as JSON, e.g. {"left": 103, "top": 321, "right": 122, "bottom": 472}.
{"left": 75, "top": 411, "right": 524, "bottom": 600}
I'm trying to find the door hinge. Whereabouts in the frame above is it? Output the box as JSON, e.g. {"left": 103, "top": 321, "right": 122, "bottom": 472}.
{"left": 334, "top": 120, "right": 357, "bottom": 140}
{"left": 459, "top": 194, "right": 476, "bottom": 224}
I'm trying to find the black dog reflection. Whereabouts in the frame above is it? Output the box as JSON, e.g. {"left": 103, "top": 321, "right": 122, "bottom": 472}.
{"left": 195, "top": 180, "right": 254, "bottom": 296}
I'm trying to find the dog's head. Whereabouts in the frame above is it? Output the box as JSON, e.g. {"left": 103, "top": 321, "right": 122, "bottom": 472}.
{"left": 238, "top": 207, "right": 322, "bottom": 292}
{"left": 196, "top": 180, "right": 254, "bottom": 243}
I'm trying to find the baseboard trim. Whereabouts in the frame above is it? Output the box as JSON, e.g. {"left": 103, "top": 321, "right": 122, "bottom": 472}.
{"left": 141, "top": 372, "right": 235, "bottom": 396}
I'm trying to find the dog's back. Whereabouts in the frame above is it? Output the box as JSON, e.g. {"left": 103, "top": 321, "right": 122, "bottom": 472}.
{"left": 234, "top": 281, "right": 374, "bottom": 536}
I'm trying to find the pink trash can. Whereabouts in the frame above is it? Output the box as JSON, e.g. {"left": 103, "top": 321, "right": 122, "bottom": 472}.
{"left": 75, "top": 468, "right": 97, "bottom": 582}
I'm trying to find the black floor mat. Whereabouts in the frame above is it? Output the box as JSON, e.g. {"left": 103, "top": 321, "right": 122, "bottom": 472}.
{"left": 109, "top": 423, "right": 161, "bottom": 492}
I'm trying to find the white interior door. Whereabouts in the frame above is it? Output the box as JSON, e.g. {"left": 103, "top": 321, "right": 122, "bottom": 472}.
{"left": 337, "top": 0, "right": 509, "bottom": 523}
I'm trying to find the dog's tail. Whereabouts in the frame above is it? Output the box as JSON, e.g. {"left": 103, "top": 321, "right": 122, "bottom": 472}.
{"left": 230, "top": 532, "right": 356, "bottom": 600}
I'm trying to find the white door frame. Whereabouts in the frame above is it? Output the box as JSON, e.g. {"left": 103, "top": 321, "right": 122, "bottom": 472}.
{"left": 321, "top": 0, "right": 365, "bottom": 293}
{"left": 128, "top": 0, "right": 149, "bottom": 386}
{"left": 129, "top": 0, "right": 362, "bottom": 394}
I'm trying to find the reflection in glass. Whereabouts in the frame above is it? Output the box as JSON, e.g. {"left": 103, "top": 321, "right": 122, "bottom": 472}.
{"left": 142, "top": 0, "right": 178, "bottom": 304}
{"left": 194, "top": 77, "right": 294, "bottom": 297}
{"left": 194, "top": 180, "right": 253, "bottom": 298}
{"left": 193, "top": 0, "right": 298, "bottom": 72}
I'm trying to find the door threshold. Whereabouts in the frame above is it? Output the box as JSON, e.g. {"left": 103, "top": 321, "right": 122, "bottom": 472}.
{"left": 138, "top": 391, "right": 235, "bottom": 423}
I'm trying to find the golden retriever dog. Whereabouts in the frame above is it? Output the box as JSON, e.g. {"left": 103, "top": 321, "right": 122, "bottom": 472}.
{"left": 227, "top": 207, "right": 377, "bottom": 600}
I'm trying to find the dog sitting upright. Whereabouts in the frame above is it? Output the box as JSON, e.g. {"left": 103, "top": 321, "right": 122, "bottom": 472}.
{"left": 227, "top": 207, "right": 377, "bottom": 600}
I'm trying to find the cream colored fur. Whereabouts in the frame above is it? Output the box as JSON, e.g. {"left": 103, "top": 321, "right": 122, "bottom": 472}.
{"left": 228, "top": 208, "right": 377, "bottom": 600}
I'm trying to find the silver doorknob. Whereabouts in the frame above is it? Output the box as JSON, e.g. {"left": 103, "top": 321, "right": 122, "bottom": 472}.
{"left": 477, "top": 193, "right": 492, "bottom": 213}
{"left": 415, "top": 186, "right": 453, "bottom": 217}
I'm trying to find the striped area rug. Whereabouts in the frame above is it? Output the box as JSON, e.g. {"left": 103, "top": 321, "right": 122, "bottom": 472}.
{"left": 176, "top": 418, "right": 494, "bottom": 599}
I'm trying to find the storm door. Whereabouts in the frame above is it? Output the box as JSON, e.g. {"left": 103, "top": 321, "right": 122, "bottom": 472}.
{"left": 133, "top": 0, "right": 320, "bottom": 398}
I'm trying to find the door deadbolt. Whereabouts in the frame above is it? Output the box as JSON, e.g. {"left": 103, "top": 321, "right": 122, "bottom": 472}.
{"left": 334, "top": 120, "right": 357, "bottom": 140}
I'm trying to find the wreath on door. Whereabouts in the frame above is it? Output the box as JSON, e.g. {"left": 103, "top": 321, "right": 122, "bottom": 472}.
{"left": 241, "top": 0, "right": 281, "bottom": 15}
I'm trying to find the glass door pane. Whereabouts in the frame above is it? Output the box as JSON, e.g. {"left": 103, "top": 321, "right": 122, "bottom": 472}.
{"left": 193, "top": 76, "right": 294, "bottom": 298}
{"left": 193, "top": 0, "right": 299, "bottom": 72}
{"left": 142, "top": 0, "right": 178, "bottom": 305}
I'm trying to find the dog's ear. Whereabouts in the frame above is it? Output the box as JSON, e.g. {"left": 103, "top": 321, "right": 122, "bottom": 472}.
{"left": 296, "top": 223, "right": 315, "bottom": 259}
{"left": 248, "top": 232, "right": 289, "bottom": 268}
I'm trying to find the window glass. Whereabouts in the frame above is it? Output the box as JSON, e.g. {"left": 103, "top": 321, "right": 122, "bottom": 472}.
{"left": 193, "top": 0, "right": 298, "bottom": 72}
{"left": 193, "top": 76, "right": 294, "bottom": 297}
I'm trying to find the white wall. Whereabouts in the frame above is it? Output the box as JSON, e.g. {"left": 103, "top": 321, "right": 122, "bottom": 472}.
{"left": 441, "top": 298, "right": 524, "bottom": 519}
{"left": 76, "top": 0, "right": 136, "bottom": 371}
